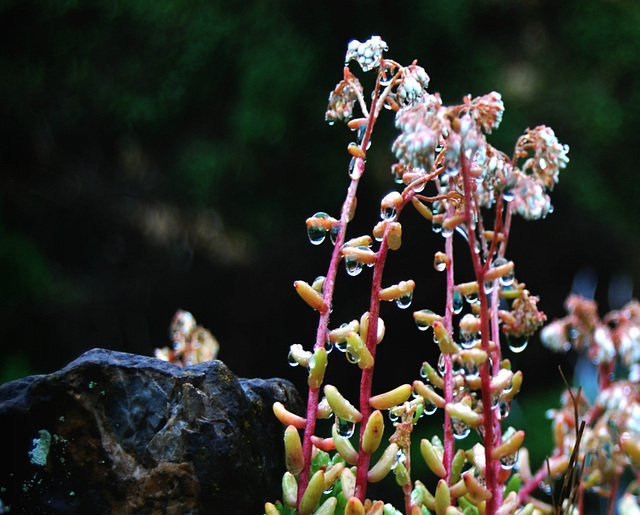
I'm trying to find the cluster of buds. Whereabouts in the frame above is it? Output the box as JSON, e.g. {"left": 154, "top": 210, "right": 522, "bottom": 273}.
{"left": 541, "top": 295, "right": 640, "bottom": 367}
{"left": 325, "top": 69, "right": 363, "bottom": 125}
{"left": 345, "top": 36, "right": 388, "bottom": 72}
{"left": 540, "top": 296, "right": 640, "bottom": 511}
{"left": 154, "top": 309, "right": 219, "bottom": 366}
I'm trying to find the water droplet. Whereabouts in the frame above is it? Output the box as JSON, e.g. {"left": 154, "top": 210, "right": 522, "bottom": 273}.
{"left": 336, "top": 418, "right": 355, "bottom": 438}
{"left": 452, "top": 291, "right": 464, "bottom": 314}
{"left": 335, "top": 339, "right": 347, "bottom": 353}
{"left": 388, "top": 410, "right": 399, "bottom": 422}
{"left": 381, "top": 205, "right": 397, "bottom": 221}
{"left": 484, "top": 279, "right": 494, "bottom": 295}
{"left": 465, "top": 292, "right": 479, "bottom": 305}
{"left": 324, "top": 339, "right": 333, "bottom": 353}
{"left": 434, "top": 252, "right": 448, "bottom": 272}
{"left": 500, "top": 451, "right": 518, "bottom": 470}
{"left": 329, "top": 226, "right": 340, "bottom": 245}
{"left": 392, "top": 450, "right": 406, "bottom": 470}
{"left": 346, "top": 348, "right": 360, "bottom": 364}
{"left": 419, "top": 362, "right": 428, "bottom": 378}
{"left": 451, "top": 418, "right": 470, "bottom": 440}
{"left": 507, "top": 334, "right": 528, "bottom": 353}
{"left": 345, "top": 258, "right": 363, "bottom": 276}
{"left": 463, "top": 361, "right": 480, "bottom": 381}
{"left": 431, "top": 219, "right": 442, "bottom": 234}
{"left": 460, "top": 330, "right": 479, "bottom": 350}
{"left": 415, "top": 310, "right": 434, "bottom": 332}
{"left": 455, "top": 224, "right": 469, "bottom": 242}
{"left": 437, "top": 353, "right": 446, "bottom": 375}
{"left": 538, "top": 481, "right": 552, "bottom": 495}
{"left": 423, "top": 400, "right": 437, "bottom": 416}
{"left": 441, "top": 226, "right": 454, "bottom": 238}
{"left": 499, "top": 400, "right": 511, "bottom": 419}
{"left": 396, "top": 291, "right": 413, "bottom": 309}
{"left": 288, "top": 351, "right": 299, "bottom": 367}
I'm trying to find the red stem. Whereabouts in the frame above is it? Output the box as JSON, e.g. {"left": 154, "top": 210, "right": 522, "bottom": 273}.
{"left": 443, "top": 205, "right": 456, "bottom": 478}
{"left": 298, "top": 64, "right": 385, "bottom": 508}
{"left": 460, "top": 147, "right": 500, "bottom": 514}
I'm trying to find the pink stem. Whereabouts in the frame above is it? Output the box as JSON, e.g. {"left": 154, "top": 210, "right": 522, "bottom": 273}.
{"left": 443, "top": 213, "right": 455, "bottom": 478}
{"left": 460, "top": 148, "right": 500, "bottom": 514}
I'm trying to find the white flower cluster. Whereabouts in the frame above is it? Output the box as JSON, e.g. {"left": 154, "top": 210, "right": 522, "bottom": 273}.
{"left": 392, "top": 98, "right": 441, "bottom": 170}
{"left": 396, "top": 65, "right": 430, "bottom": 105}
{"left": 345, "top": 36, "right": 388, "bottom": 72}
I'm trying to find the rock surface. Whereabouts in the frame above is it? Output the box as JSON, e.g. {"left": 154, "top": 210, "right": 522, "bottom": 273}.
{"left": 0, "top": 348, "right": 302, "bottom": 514}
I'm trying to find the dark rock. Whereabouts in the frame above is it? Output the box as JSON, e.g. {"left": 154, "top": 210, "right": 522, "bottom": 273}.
{"left": 0, "top": 348, "right": 303, "bottom": 514}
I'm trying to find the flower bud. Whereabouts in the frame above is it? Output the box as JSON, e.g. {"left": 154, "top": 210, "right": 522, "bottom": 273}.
{"left": 308, "top": 347, "right": 328, "bottom": 389}
{"left": 379, "top": 280, "right": 415, "bottom": 302}
{"left": 360, "top": 312, "right": 385, "bottom": 344}
{"left": 445, "top": 402, "right": 483, "bottom": 428}
{"left": 502, "top": 370, "right": 523, "bottom": 401}
{"left": 342, "top": 245, "right": 377, "bottom": 265}
{"left": 345, "top": 497, "right": 365, "bottom": 515}
{"left": 361, "top": 410, "right": 385, "bottom": 454}
{"left": 463, "top": 471, "right": 492, "bottom": 503}
{"left": 368, "top": 443, "right": 399, "bottom": 483}
{"left": 299, "top": 469, "right": 325, "bottom": 515}
{"left": 485, "top": 260, "right": 515, "bottom": 282}
{"left": 420, "top": 438, "right": 447, "bottom": 479}
{"left": 346, "top": 331, "right": 374, "bottom": 369}
{"left": 411, "top": 196, "right": 433, "bottom": 221}
{"left": 264, "top": 502, "right": 279, "bottom": 515}
{"left": 282, "top": 471, "right": 298, "bottom": 508}
{"left": 331, "top": 423, "right": 359, "bottom": 465}
{"left": 490, "top": 368, "right": 514, "bottom": 394}
{"left": 315, "top": 498, "right": 338, "bottom": 515}
{"left": 450, "top": 449, "right": 467, "bottom": 484}
{"left": 294, "top": 280, "right": 328, "bottom": 313}
{"left": 344, "top": 235, "right": 373, "bottom": 248}
{"left": 328, "top": 320, "right": 359, "bottom": 344}
{"left": 491, "top": 429, "right": 525, "bottom": 461}
{"left": 284, "top": 425, "right": 304, "bottom": 474}
{"left": 323, "top": 385, "right": 362, "bottom": 423}
{"left": 323, "top": 462, "right": 344, "bottom": 491}
{"left": 449, "top": 479, "right": 467, "bottom": 499}
{"left": 288, "top": 343, "right": 312, "bottom": 367}
{"left": 273, "top": 401, "right": 306, "bottom": 429}
{"left": 434, "top": 479, "right": 451, "bottom": 515}
{"left": 311, "top": 435, "right": 335, "bottom": 452}
{"left": 387, "top": 222, "right": 402, "bottom": 250}
{"left": 316, "top": 396, "right": 332, "bottom": 419}
{"left": 456, "top": 281, "right": 478, "bottom": 298}
{"left": 347, "top": 142, "right": 366, "bottom": 159}
{"left": 341, "top": 467, "right": 356, "bottom": 498}
{"left": 413, "top": 381, "right": 446, "bottom": 409}
{"left": 369, "top": 384, "right": 413, "bottom": 410}
{"left": 433, "top": 321, "right": 460, "bottom": 354}
{"left": 417, "top": 362, "right": 445, "bottom": 389}
{"left": 496, "top": 491, "right": 518, "bottom": 515}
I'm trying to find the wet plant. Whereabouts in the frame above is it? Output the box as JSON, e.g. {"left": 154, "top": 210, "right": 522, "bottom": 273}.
{"left": 265, "top": 36, "right": 571, "bottom": 515}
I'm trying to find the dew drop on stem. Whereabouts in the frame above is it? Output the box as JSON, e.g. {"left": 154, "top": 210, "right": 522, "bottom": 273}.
{"left": 307, "top": 225, "right": 327, "bottom": 245}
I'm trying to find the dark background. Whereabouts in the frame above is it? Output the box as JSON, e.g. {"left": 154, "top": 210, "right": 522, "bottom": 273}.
{"left": 1, "top": 0, "right": 639, "bottom": 472}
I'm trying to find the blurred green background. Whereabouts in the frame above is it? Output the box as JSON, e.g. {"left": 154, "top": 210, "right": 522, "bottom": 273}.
{"left": 1, "top": 0, "right": 639, "bottom": 491}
